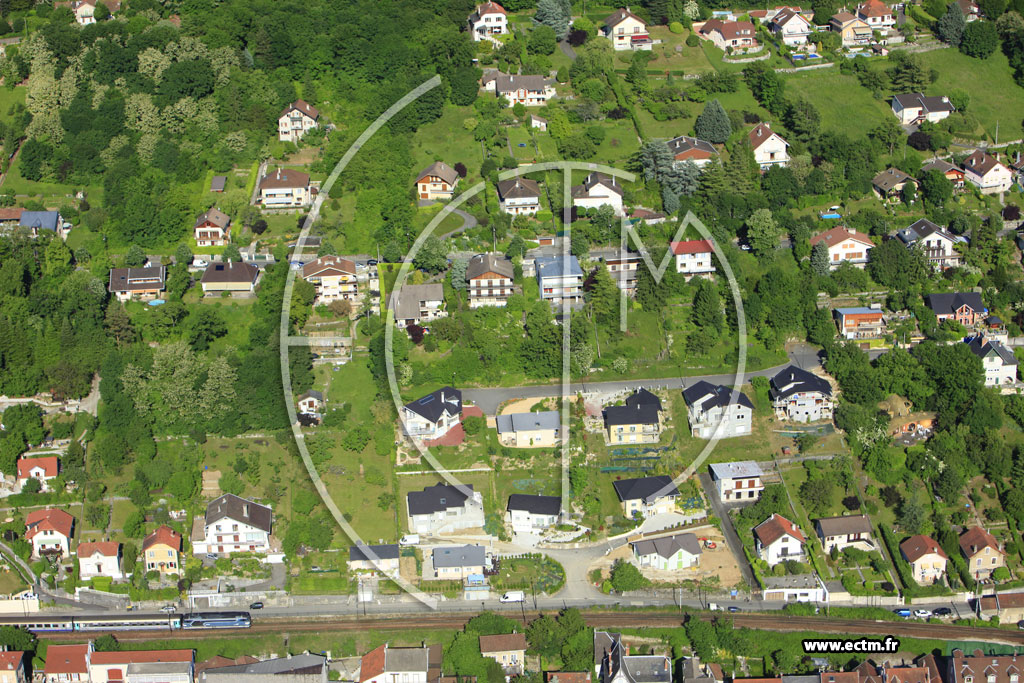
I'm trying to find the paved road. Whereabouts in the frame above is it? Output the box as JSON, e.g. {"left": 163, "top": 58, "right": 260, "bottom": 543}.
{"left": 698, "top": 473, "right": 757, "bottom": 589}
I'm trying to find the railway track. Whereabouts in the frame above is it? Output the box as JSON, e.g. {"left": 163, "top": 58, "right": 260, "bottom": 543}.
{"left": 39, "top": 611, "right": 1024, "bottom": 646}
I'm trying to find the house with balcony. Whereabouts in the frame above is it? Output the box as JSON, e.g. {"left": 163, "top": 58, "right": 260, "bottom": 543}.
{"left": 485, "top": 73, "right": 556, "bottom": 107}
{"left": 749, "top": 122, "right": 789, "bottom": 169}
{"left": 571, "top": 171, "right": 624, "bottom": 216}
{"left": 497, "top": 177, "right": 542, "bottom": 215}
{"left": 699, "top": 19, "right": 758, "bottom": 50}
{"left": 857, "top": 0, "right": 895, "bottom": 29}
{"left": 506, "top": 494, "right": 561, "bottom": 535}
{"left": 770, "top": 8, "right": 813, "bottom": 44}
{"left": 830, "top": 12, "right": 872, "bottom": 45}
{"left": 108, "top": 266, "right": 166, "bottom": 302}
{"left": 480, "top": 633, "right": 527, "bottom": 676}
{"left": 466, "top": 253, "right": 514, "bottom": 308}
{"left": 302, "top": 255, "right": 358, "bottom": 304}
{"left": 143, "top": 525, "right": 181, "bottom": 574}
{"left": 670, "top": 239, "right": 715, "bottom": 279}
{"left": 602, "top": 8, "right": 652, "bottom": 51}
{"left": 257, "top": 167, "right": 311, "bottom": 207}
{"left": 965, "top": 334, "right": 1018, "bottom": 386}
{"left": 612, "top": 475, "right": 680, "bottom": 519}
{"left": 278, "top": 100, "right": 320, "bottom": 143}
{"left": 536, "top": 254, "right": 584, "bottom": 308}
{"left": 401, "top": 386, "right": 462, "bottom": 443}
{"left": 872, "top": 168, "right": 917, "bottom": 202}
{"left": 769, "top": 365, "right": 834, "bottom": 422}
{"left": 891, "top": 93, "right": 955, "bottom": 125}
{"left": 924, "top": 291, "right": 986, "bottom": 327}
{"left": 900, "top": 534, "right": 947, "bottom": 585}
{"left": 754, "top": 513, "right": 806, "bottom": 566}
{"left": 25, "top": 508, "right": 74, "bottom": 558}
{"left": 631, "top": 532, "right": 702, "bottom": 571}
{"left": 963, "top": 150, "right": 1013, "bottom": 194}
{"left": 193, "top": 207, "right": 231, "bottom": 247}
{"left": 667, "top": 135, "right": 718, "bottom": 168}
{"left": 389, "top": 283, "right": 445, "bottom": 327}
{"left": 683, "top": 382, "right": 753, "bottom": 440}
{"left": 415, "top": 161, "right": 459, "bottom": 201}
{"left": 896, "top": 218, "right": 963, "bottom": 270}
{"left": 407, "top": 483, "right": 484, "bottom": 535}
{"left": 468, "top": 2, "right": 508, "bottom": 41}
{"left": 194, "top": 494, "right": 273, "bottom": 556}
{"left": 604, "top": 389, "right": 662, "bottom": 444}
{"left": 834, "top": 307, "right": 885, "bottom": 340}
{"left": 708, "top": 461, "right": 764, "bottom": 503}
{"left": 604, "top": 252, "right": 642, "bottom": 296}
{"left": 810, "top": 226, "right": 874, "bottom": 269}
{"left": 921, "top": 159, "right": 965, "bottom": 188}
{"left": 815, "top": 515, "right": 874, "bottom": 553}
{"left": 496, "top": 410, "right": 562, "bottom": 448}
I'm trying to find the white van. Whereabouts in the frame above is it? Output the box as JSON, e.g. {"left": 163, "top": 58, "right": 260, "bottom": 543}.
{"left": 499, "top": 591, "right": 525, "bottom": 603}
{"left": 399, "top": 534, "right": 420, "bottom": 546}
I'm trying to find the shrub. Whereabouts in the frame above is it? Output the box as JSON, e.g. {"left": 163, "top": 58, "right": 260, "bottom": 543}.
{"left": 670, "top": 21, "right": 685, "bottom": 33}
{"left": 686, "top": 33, "right": 700, "bottom": 47}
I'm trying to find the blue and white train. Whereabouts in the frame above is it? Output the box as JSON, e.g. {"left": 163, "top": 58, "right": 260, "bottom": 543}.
{"left": 0, "top": 611, "right": 251, "bottom": 633}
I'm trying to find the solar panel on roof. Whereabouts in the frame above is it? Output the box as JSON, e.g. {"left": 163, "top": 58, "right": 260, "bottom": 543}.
{"left": 418, "top": 395, "right": 435, "bottom": 404}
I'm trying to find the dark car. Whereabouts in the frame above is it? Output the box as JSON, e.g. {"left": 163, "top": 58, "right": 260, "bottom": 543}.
{"left": 934, "top": 607, "right": 952, "bottom": 617}
{"left": 249, "top": 601, "right": 264, "bottom": 610}
{"left": 366, "top": 259, "right": 378, "bottom": 266}
{"left": 727, "top": 606, "right": 741, "bottom": 613}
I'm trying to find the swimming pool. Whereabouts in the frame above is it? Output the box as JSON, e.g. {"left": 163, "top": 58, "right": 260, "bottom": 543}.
{"left": 793, "top": 53, "right": 822, "bottom": 60}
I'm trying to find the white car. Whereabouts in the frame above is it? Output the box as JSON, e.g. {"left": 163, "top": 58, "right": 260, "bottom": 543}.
{"left": 913, "top": 609, "right": 932, "bottom": 619}
{"left": 192, "top": 259, "right": 209, "bottom": 268}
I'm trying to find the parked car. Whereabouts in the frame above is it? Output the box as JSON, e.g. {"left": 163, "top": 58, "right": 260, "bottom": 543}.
{"left": 499, "top": 591, "right": 525, "bottom": 603}
{"left": 934, "top": 607, "right": 952, "bottom": 617}
{"left": 192, "top": 259, "right": 208, "bottom": 268}
{"left": 205, "top": 553, "right": 218, "bottom": 560}
{"left": 160, "top": 605, "right": 176, "bottom": 613}
{"left": 913, "top": 609, "right": 932, "bottom": 619}
{"left": 249, "top": 601, "right": 264, "bottom": 610}
{"left": 893, "top": 608, "right": 912, "bottom": 618}
{"left": 727, "top": 606, "right": 741, "bottom": 613}
{"left": 399, "top": 534, "right": 420, "bottom": 546}
{"left": 1018, "top": 619, "right": 1024, "bottom": 630}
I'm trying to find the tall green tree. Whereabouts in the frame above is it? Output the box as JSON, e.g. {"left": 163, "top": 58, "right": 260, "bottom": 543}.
{"left": 694, "top": 99, "right": 732, "bottom": 144}
{"left": 937, "top": 4, "right": 967, "bottom": 46}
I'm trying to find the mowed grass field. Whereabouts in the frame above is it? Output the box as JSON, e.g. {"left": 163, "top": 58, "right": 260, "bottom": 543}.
{"left": 784, "top": 69, "right": 895, "bottom": 132}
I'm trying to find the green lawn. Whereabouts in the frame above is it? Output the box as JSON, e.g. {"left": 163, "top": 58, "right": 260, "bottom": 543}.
{"left": 784, "top": 69, "right": 894, "bottom": 132}
{"left": 3, "top": 156, "right": 103, "bottom": 204}
{"left": 411, "top": 104, "right": 483, "bottom": 183}
{"left": 916, "top": 48, "right": 1024, "bottom": 141}
{"left": 0, "top": 86, "right": 26, "bottom": 124}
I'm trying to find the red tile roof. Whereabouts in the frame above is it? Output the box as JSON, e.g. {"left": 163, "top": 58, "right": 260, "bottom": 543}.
{"left": 25, "top": 508, "right": 74, "bottom": 541}
{"left": 77, "top": 541, "right": 119, "bottom": 558}
{"left": 0, "top": 652, "right": 23, "bottom": 671}
{"left": 44, "top": 644, "right": 89, "bottom": 675}
{"left": 0, "top": 207, "right": 23, "bottom": 221}
{"left": 360, "top": 644, "right": 387, "bottom": 683}
{"left": 753, "top": 513, "right": 806, "bottom": 546}
{"left": 17, "top": 455, "right": 58, "bottom": 479}
{"left": 958, "top": 526, "right": 1001, "bottom": 558}
{"left": 670, "top": 239, "right": 712, "bottom": 255}
{"left": 476, "top": 2, "right": 507, "bottom": 15}
{"left": 858, "top": 0, "right": 892, "bottom": 16}
{"left": 546, "top": 673, "right": 592, "bottom": 683}
{"left": 479, "top": 633, "right": 527, "bottom": 653}
{"left": 809, "top": 225, "right": 873, "bottom": 248}
{"left": 748, "top": 122, "right": 786, "bottom": 151}
{"left": 900, "top": 534, "right": 947, "bottom": 562}
{"left": 142, "top": 525, "right": 181, "bottom": 552}
{"left": 92, "top": 650, "right": 193, "bottom": 665}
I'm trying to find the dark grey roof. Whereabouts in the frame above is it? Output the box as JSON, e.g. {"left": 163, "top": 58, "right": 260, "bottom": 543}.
{"left": 631, "top": 532, "right": 702, "bottom": 560}
{"left": 604, "top": 402, "right": 659, "bottom": 427}
{"left": 495, "top": 410, "right": 560, "bottom": 433}
{"left": 203, "top": 654, "right": 326, "bottom": 676}
{"left": 432, "top": 544, "right": 486, "bottom": 568}
{"left": 200, "top": 261, "right": 259, "bottom": 285}
{"left": 403, "top": 386, "right": 461, "bottom": 423}
{"left": 892, "top": 92, "right": 954, "bottom": 114}
{"left": 921, "top": 159, "right": 959, "bottom": 175}
{"left": 205, "top": 494, "right": 272, "bottom": 533}
{"left": 925, "top": 291, "right": 985, "bottom": 316}
{"left": 816, "top": 514, "right": 873, "bottom": 537}
{"left": 416, "top": 161, "right": 459, "bottom": 186}
{"left": 507, "top": 494, "right": 561, "bottom": 515}
{"left": 389, "top": 283, "right": 445, "bottom": 322}
{"left": 497, "top": 177, "right": 541, "bottom": 199}
{"left": 666, "top": 135, "right": 717, "bottom": 158}
{"left": 384, "top": 647, "right": 430, "bottom": 673}
{"left": 626, "top": 388, "right": 662, "bottom": 412}
{"left": 966, "top": 336, "right": 1018, "bottom": 365}
{"left": 466, "top": 253, "right": 514, "bottom": 281}
{"left": 19, "top": 210, "right": 59, "bottom": 232}
{"left": 349, "top": 543, "right": 400, "bottom": 562}
{"left": 494, "top": 73, "right": 550, "bottom": 94}
{"left": 682, "top": 381, "right": 754, "bottom": 411}
{"left": 872, "top": 167, "right": 913, "bottom": 192}
{"left": 896, "top": 218, "right": 949, "bottom": 245}
{"left": 570, "top": 172, "right": 624, "bottom": 199}
{"left": 407, "top": 483, "right": 473, "bottom": 516}
{"left": 108, "top": 266, "right": 166, "bottom": 293}
{"left": 620, "top": 656, "right": 672, "bottom": 683}
{"left": 297, "top": 389, "right": 323, "bottom": 402}
{"left": 594, "top": 630, "right": 620, "bottom": 668}
{"left": 210, "top": 175, "right": 227, "bottom": 191}
{"left": 769, "top": 365, "right": 831, "bottom": 400}
{"left": 612, "top": 476, "right": 680, "bottom": 503}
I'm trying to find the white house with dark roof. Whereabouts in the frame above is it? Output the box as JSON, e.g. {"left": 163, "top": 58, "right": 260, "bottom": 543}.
{"left": 466, "top": 253, "right": 514, "bottom": 309}
{"left": 389, "top": 283, "right": 445, "bottom": 327}
{"left": 963, "top": 150, "right": 1012, "bottom": 194}
{"left": 602, "top": 8, "right": 652, "bottom": 51}
{"left": 431, "top": 544, "right": 486, "bottom": 579}
{"left": 815, "top": 515, "right": 874, "bottom": 553}
{"left": 468, "top": 2, "right": 508, "bottom": 41}
{"left": 496, "top": 410, "right": 562, "bottom": 448}
{"left": 497, "top": 177, "right": 542, "bottom": 214}
{"left": 194, "top": 494, "right": 272, "bottom": 556}
{"left": 297, "top": 389, "right": 323, "bottom": 416}
{"left": 108, "top": 266, "right": 166, "bottom": 302}
{"left": 595, "top": 630, "right": 672, "bottom": 683}
{"left": 359, "top": 643, "right": 440, "bottom": 683}
{"left": 769, "top": 365, "right": 833, "bottom": 422}
{"left": 401, "top": 386, "right": 462, "bottom": 442}
{"left": 612, "top": 476, "right": 680, "bottom": 518}
{"left": 770, "top": 8, "right": 812, "bottom": 44}
{"left": 683, "top": 382, "right": 753, "bottom": 439}
{"left": 486, "top": 73, "right": 556, "bottom": 106}
{"left": 631, "top": 532, "right": 702, "bottom": 571}
{"left": 896, "top": 218, "right": 962, "bottom": 269}
{"left": 965, "top": 334, "right": 1018, "bottom": 386}
{"left": 604, "top": 389, "right": 662, "bottom": 444}
{"left": 572, "top": 172, "right": 624, "bottom": 216}
{"left": 749, "top": 122, "right": 789, "bottom": 169}
{"left": 891, "top": 93, "right": 954, "bottom": 125}
{"left": 506, "top": 494, "right": 561, "bottom": 534}
{"left": 348, "top": 543, "right": 400, "bottom": 572}
{"left": 278, "top": 100, "right": 320, "bottom": 142}
{"left": 407, "top": 483, "right": 484, "bottom": 535}
{"left": 708, "top": 461, "right": 764, "bottom": 503}
{"left": 754, "top": 513, "right": 806, "bottom": 565}
{"left": 667, "top": 136, "right": 718, "bottom": 168}
{"left": 257, "top": 167, "right": 311, "bottom": 207}
{"left": 193, "top": 207, "right": 231, "bottom": 247}
{"left": 415, "top": 161, "right": 459, "bottom": 201}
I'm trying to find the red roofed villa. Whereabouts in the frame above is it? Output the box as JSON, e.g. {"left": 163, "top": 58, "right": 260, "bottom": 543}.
{"left": 753, "top": 513, "right": 806, "bottom": 566}
{"left": 16, "top": 455, "right": 59, "bottom": 492}
{"left": 809, "top": 226, "right": 874, "bottom": 270}
{"left": 670, "top": 239, "right": 715, "bottom": 279}
{"left": 25, "top": 508, "right": 74, "bottom": 558}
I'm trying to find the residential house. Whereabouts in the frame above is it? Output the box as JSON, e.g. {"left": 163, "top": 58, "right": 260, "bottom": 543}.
{"left": 431, "top": 544, "right": 486, "bottom": 579}
{"left": 468, "top": 2, "right": 508, "bottom": 40}
{"left": 142, "top": 525, "right": 181, "bottom": 574}
{"left": 389, "top": 283, "right": 445, "bottom": 327}
{"left": 896, "top": 218, "right": 963, "bottom": 269}
{"left": 963, "top": 150, "right": 1013, "bottom": 194}
{"left": 769, "top": 365, "right": 834, "bottom": 422}
{"left": 612, "top": 475, "right": 680, "bottom": 518}
{"left": 257, "top": 167, "right": 311, "bottom": 207}
{"left": 401, "top": 386, "right": 462, "bottom": 442}
{"left": 762, "top": 573, "right": 828, "bottom": 603}
{"left": 965, "top": 334, "right": 1018, "bottom": 386}
{"left": 297, "top": 389, "right": 324, "bottom": 415}
{"left": 201, "top": 653, "right": 328, "bottom": 683}
{"left": 0, "top": 207, "right": 23, "bottom": 232}
{"left": 770, "top": 8, "right": 813, "bottom": 44}
{"left": 466, "top": 253, "right": 514, "bottom": 308}
{"left": 302, "top": 255, "right": 358, "bottom": 303}
{"left": 487, "top": 73, "right": 556, "bottom": 107}
{"left": 806, "top": 224, "right": 872, "bottom": 266}
{"left": 959, "top": 526, "right": 1004, "bottom": 580}
{"left": 604, "top": 388, "right": 663, "bottom": 444}
{"left": 699, "top": 19, "right": 758, "bottom": 50}
{"left": 900, "top": 534, "right": 948, "bottom": 585}
{"left": 480, "top": 634, "right": 528, "bottom": 676}
{"left": 506, "top": 494, "right": 561, "bottom": 534}
{"left": 754, "top": 513, "right": 806, "bottom": 566}
{"left": 20, "top": 210, "right": 67, "bottom": 239}
{"left": 25, "top": 508, "right": 74, "bottom": 558}
{"left": 496, "top": 410, "right": 562, "bottom": 448}
{"left": 572, "top": 171, "right": 625, "bottom": 216}
{"left": 749, "top": 122, "right": 789, "bottom": 169}
{"left": 956, "top": 0, "right": 980, "bottom": 19}
{"left": 666, "top": 135, "right": 718, "bottom": 168}
{"left": 196, "top": 494, "right": 273, "bottom": 556}
{"left": 70, "top": 0, "right": 120, "bottom": 25}
{"left": 891, "top": 93, "right": 955, "bottom": 125}
{"left": 921, "top": 159, "right": 965, "bottom": 188}
{"left": 407, "top": 483, "right": 485, "bottom": 534}
{"left": 90, "top": 650, "right": 193, "bottom": 683}
{"left": 605, "top": 252, "right": 642, "bottom": 295}
{"left": 0, "top": 652, "right": 25, "bottom": 683}
{"left": 834, "top": 307, "right": 885, "bottom": 340}
{"left": 530, "top": 114, "right": 548, "bottom": 131}
{"left": 16, "top": 455, "right": 59, "bottom": 492}
{"left": 857, "top": 0, "right": 895, "bottom": 29}
{"left": 830, "top": 12, "right": 872, "bottom": 46}
{"left": 199, "top": 261, "right": 260, "bottom": 295}
{"left": 497, "top": 177, "right": 542, "bottom": 214}
{"left": 707, "top": 461, "right": 764, "bottom": 503}
{"left": 683, "top": 382, "right": 754, "bottom": 440}
{"left": 924, "top": 291, "right": 986, "bottom": 326}
{"left": 44, "top": 643, "right": 91, "bottom": 682}
{"left": 884, "top": 666, "right": 933, "bottom": 683}
{"left": 670, "top": 239, "right": 715, "bottom": 279}
{"left": 359, "top": 643, "right": 441, "bottom": 683}
{"left": 815, "top": 515, "right": 874, "bottom": 553}
{"left": 348, "top": 543, "right": 400, "bottom": 573}
{"left": 872, "top": 168, "right": 917, "bottom": 201}
{"left": 948, "top": 650, "right": 1024, "bottom": 683}
{"left": 193, "top": 208, "right": 231, "bottom": 247}
{"left": 415, "top": 161, "right": 460, "bottom": 201}
{"left": 76, "top": 541, "right": 123, "bottom": 580}
{"left": 108, "top": 266, "right": 167, "bottom": 302}
{"left": 594, "top": 630, "right": 672, "bottom": 683}
{"left": 602, "top": 8, "right": 652, "bottom": 51}
{"left": 278, "top": 100, "right": 320, "bottom": 142}
{"left": 548, "top": 674, "right": 592, "bottom": 683}
{"left": 679, "top": 656, "right": 722, "bottom": 683}
{"left": 631, "top": 532, "right": 702, "bottom": 571}
{"left": 536, "top": 254, "right": 584, "bottom": 307}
